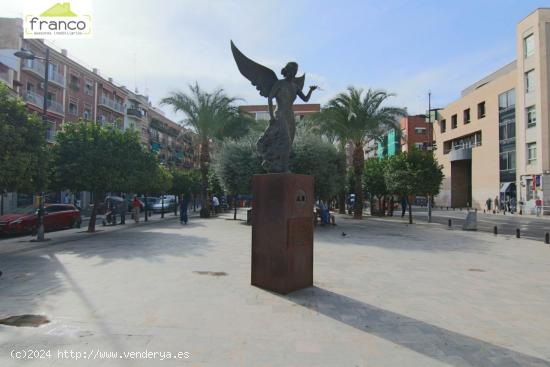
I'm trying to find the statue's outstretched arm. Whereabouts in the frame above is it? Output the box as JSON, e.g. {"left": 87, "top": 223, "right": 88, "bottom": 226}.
{"left": 298, "top": 85, "right": 318, "bottom": 102}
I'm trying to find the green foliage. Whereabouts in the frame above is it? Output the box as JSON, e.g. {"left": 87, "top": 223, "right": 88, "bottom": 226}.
{"left": 290, "top": 130, "right": 346, "bottom": 201}
{"left": 316, "top": 86, "right": 407, "bottom": 218}
{"left": 208, "top": 170, "right": 224, "bottom": 196}
{"left": 216, "top": 138, "right": 263, "bottom": 195}
{"left": 363, "top": 158, "right": 388, "bottom": 199}
{"left": 171, "top": 168, "right": 201, "bottom": 195}
{"left": 384, "top": 150, "right": 444, "bottom": 198}
{"left": 0, "top": 84, "right": 48, "bottom": 194}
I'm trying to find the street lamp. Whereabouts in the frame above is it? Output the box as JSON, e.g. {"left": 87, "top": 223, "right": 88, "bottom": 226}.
{"left": 426, "top": 91, "right": 442, "bottom": 223}
{"left": 14, "top": 47, "right": 50, "bottom": 242}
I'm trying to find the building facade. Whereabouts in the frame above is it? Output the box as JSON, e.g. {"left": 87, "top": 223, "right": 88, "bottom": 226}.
{"left": 434, "top": 8, "right": 550, "bottom": 213}
{"left": 0, "top": 17, "right": 198, "bottom": 214}
{"left": 239, "top": 103, "right": 321, "bottom": 121}
{"left": 400, "top": 115, "right": 434, "bottom": 152}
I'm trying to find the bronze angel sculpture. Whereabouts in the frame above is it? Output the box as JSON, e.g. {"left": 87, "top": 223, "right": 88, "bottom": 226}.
{"left": 231, "top": 41, "right": 317, "bottom": 173}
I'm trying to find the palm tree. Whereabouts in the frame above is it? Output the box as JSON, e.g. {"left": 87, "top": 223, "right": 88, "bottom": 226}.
{"left": 317, "top": 87, "right": 406, "bottom": 219}
{"left": 162, "top": 83, "right": 240, "bottom": 218}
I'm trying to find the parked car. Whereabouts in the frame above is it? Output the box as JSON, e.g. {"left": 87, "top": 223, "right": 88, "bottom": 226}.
{"left": 139, "top": 196, "right": 159, "bottom": 212}
{"left": 152, "top": 198, "right": 176, "bottom": 213}
{"left": 0, "top": 204, "right": 81, "bottom": 236}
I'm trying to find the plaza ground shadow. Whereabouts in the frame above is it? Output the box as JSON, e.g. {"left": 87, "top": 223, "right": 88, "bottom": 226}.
{"left": 284, "top": 286, "right": 550, "bottom": 367}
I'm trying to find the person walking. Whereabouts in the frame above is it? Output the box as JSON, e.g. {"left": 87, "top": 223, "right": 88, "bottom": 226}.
{"left": 485, "top": 197, "right": 492, "bottom": 211}
{"left": 400, "top": 196, "right": 407, "bottom": 218}
{"left": 212, "top": 195, "right": 220, "bottom": 215}
{"left": 132, "top": 195, "right": 141, "bottom": 223}
{"left": 180, "top": 193, "right": 189, "bottom": 224}
{"left": 119, "top": 195, "right": 126, "bottom": 225}
{"left": 494, "top": 196, "right": 499, "bottom": 213}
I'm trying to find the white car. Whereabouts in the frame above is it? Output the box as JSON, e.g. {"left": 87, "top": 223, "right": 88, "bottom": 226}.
{"left": 152, "top": 198, "right": 176, "bottom": 213}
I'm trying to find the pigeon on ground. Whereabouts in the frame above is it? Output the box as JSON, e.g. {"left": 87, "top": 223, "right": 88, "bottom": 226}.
{"left": 341, "top": 232, "right": 347, "bottom": 237}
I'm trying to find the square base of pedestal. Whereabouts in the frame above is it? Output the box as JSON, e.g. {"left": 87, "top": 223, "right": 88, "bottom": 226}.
{"left": 251, "top": 173, "right": 314, "bottom": 294}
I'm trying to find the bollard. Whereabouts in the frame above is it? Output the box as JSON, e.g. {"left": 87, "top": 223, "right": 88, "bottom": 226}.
{"left": 516, "top": 228, "right": 520, "bottom": 238}
{"left": 483, "top": 209, "right": 486, "bottom": 213}
{"left": 493, "top": 226, "right": 497, "bottom": 235}
{"left": 446, "top": 206, "right": 449, "bottom": 210}
{"left": 448, "top": 219, "right": 452, "bottom": 227}
{"left": 546, "top": 232, "right": 549, "bottom": 244}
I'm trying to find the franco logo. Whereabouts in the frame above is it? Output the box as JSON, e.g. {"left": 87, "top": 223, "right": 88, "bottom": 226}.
{"left": 23, "top": 0, "right": 93, "bottom": 39}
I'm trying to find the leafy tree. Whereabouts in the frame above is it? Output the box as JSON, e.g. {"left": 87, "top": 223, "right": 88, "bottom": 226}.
{"left": 0, "top": 84, "right": 48, "bottom": 214}
{"left": 161, "top": 83, "right": 240, "bottom": 218}
{"left": 384, "top": 149, "right": 443, "bottom": 224}
{"left": 363, "top": 158, "right": 388, "bottom": 216}
{"left": 317, "top": 87, "right": 406, "bottom": 218}
{"left": 291, "top": 130, "right": 346, "bottom": 202}
{"left": 52, "top": 122, "right": 154, "bottom": 232}
{"left": 216, "top": 137, "right": 264, "bottom": 219}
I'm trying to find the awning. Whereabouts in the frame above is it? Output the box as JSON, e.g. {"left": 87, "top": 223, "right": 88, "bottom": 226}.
{"left": 500, "top": 182, "right": 512, "bottom": 193}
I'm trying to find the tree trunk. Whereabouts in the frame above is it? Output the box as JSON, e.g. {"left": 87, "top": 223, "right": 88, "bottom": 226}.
{"left": 233, "top": 194, "right": 237, "bottom": 220}
{"left": 352, "top": 145, "right": 364, "bottom": 219}
{"left": 407, "top": 196, "right": 413, "bottom": 224}
{"left": 88, "top": 191, "right": 100, "bottom": 232}
{"left": 199, "top": 138, "right": 210, "bottom": 218}
{"left": 338, "top": 191, "right": 346, "bottom": 214}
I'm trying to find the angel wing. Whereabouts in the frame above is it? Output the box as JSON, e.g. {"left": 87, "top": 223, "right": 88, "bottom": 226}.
{"left": 231, "top": 41, "right": 278, "bottom": 98}
{"left": 295, "top": 74, "right": 305, "bottom": 92}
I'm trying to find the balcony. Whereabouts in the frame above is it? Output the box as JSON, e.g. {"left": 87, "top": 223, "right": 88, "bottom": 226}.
{"left": 126, "top": 107, "right": 144, "bottom": 119}
{"left": 24, "top": 91, "right": 64, "bottom": 115}
{"left": 21, "top": 60, "right": 65, "bottom": 88}
{"left": 99, "top": 95, "right": 124, "bottom": 114}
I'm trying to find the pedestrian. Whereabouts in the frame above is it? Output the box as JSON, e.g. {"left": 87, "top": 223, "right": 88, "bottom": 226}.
{"left": 536, "top": 198, "right": 542, "bottom": 216}
{"left": 63, "top": 193, "right": 70, "bottom": 204}
{"left": 132, "top": 195, "right": 141, "bottom": 223}
{"left": 180, "top": 193, "right": 189, "bottom": 224}
{"left": 494, "top": 196, "right": 499, "bottom": 213}
{"left": 212, "top": 195, "right": 220, "bottom": 215}
{"left": 119, "top": 195, "right": 126, "bottom": 225}
{"left": 485, "top": 197, "right": 492, "bottom": 211}
{"left": 400, "top": 196, "right": 407, "bottom": 218}
{"left": 510, "top": 197, "right": 516, "bottom": 214}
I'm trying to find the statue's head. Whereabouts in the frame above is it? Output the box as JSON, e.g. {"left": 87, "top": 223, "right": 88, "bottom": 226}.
{"left": 281, "top": 62, "right": 298, "bottom": 79}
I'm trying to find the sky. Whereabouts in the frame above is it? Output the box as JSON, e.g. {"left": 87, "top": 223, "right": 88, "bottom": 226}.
{"left": 2, "top": 0, "right": 549, "bottom": 122}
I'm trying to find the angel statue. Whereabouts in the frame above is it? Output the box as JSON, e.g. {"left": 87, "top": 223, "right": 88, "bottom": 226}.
{"left": 231, "top": 41, "right": 318, "bottom": 173}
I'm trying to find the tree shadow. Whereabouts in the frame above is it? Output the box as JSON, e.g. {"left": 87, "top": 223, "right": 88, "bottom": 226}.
{"left": 284, "top": 286, "right": 550, "bottom": 367}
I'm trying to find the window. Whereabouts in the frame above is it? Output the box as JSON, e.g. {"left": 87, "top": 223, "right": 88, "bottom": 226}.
{"left": 477, "top": 101, "right": 486, "bottom": 118}
{"left": 255, "top": 111, "right": 270, "bottom": 121}
{"left": 526, "top": 106, "right": 536, "bottom": 128}
{"left": 84, "top": 80, "right": 93, "bottom": 96}
{"left": 414, "top": 127, "right": 426, "bottom": 134}
{"left": 68, "top": 100, "right": 78, "bottom": 115}
{"left": 499, "top": 121, "right": 515, "bottom": 141}
{"left": 527, "top": 142, "right": 537, "bottom": 165}
{"left": 440, "top": 119, "right": 446, "bottom": 133}
{"left": 463, "top": 108, "right": 471, "bottom": 124}
{"left": 524, "top": 34, "right": 534, "bottom": 58}
{"left": 499, "top": 151, "right": 516, "bottom": 171}
{"left": 499, "top": 89, "right": 515, "bottom": 110}
{"left": 525, "top": 69, "right": 535, "bottom": 93}
{"left": 451, "top": 114, "right": 457, "bottom": 129}
{"left": 83, "top": 107, "right": 91, "bottom": 120}
{"left": 69, "top": 75, "right": 79, "bottom": 91}
{"left": 414, "top": 142, "right": 424, "bottom": 150}
{"left": 26, "top": 82, "right": 34, "bottom": 93}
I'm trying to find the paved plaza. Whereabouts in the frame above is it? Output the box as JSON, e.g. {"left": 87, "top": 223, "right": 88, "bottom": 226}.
{"left": 0, "top": 213, "right": 549, "bottom": 366}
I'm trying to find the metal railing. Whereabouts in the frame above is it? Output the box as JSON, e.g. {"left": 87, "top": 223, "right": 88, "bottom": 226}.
{"left": 443, "top": 141, "right": 481, "bottom": 154}
{"left": 24, "top": 91, "right": 64, "bottom": 115}
{"left": 99, "top": 95, "right": 124, "bottom": 113}
{"left": 22, "top": 60, "right": 65, "bottom": 87}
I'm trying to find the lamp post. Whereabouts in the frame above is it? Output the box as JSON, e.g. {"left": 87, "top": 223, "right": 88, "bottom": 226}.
{"left": 426, "top": 91, "right": 442, "bottom": 223}
{"left": 14, "top": 48, "right": 50, "bottom": 241}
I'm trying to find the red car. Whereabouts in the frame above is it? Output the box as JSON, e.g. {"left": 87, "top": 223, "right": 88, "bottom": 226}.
{"left": 0, "top": 204, "right": 82, "bottom": 236}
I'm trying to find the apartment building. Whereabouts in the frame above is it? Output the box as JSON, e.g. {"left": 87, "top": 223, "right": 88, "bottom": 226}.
{"left": 0, "top": 17, "right": 198, "bottom": 213}
{"left": 434, "top": 8, "right": 550, "bottom": 213}
{"left": 401, "top": 115, "right": 435, "bottom": 152}
{"left": 239, "top": 103, "right": 321, "bottom": 121}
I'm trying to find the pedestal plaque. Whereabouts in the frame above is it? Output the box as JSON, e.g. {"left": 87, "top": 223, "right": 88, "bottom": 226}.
{"left": 251, "top": 173, "right": 314, "bottom": 294}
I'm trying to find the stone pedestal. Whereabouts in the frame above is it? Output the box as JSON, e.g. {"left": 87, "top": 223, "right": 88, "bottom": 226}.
{"left": 251, "top": 173, "right": 314, "bottom": 294}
